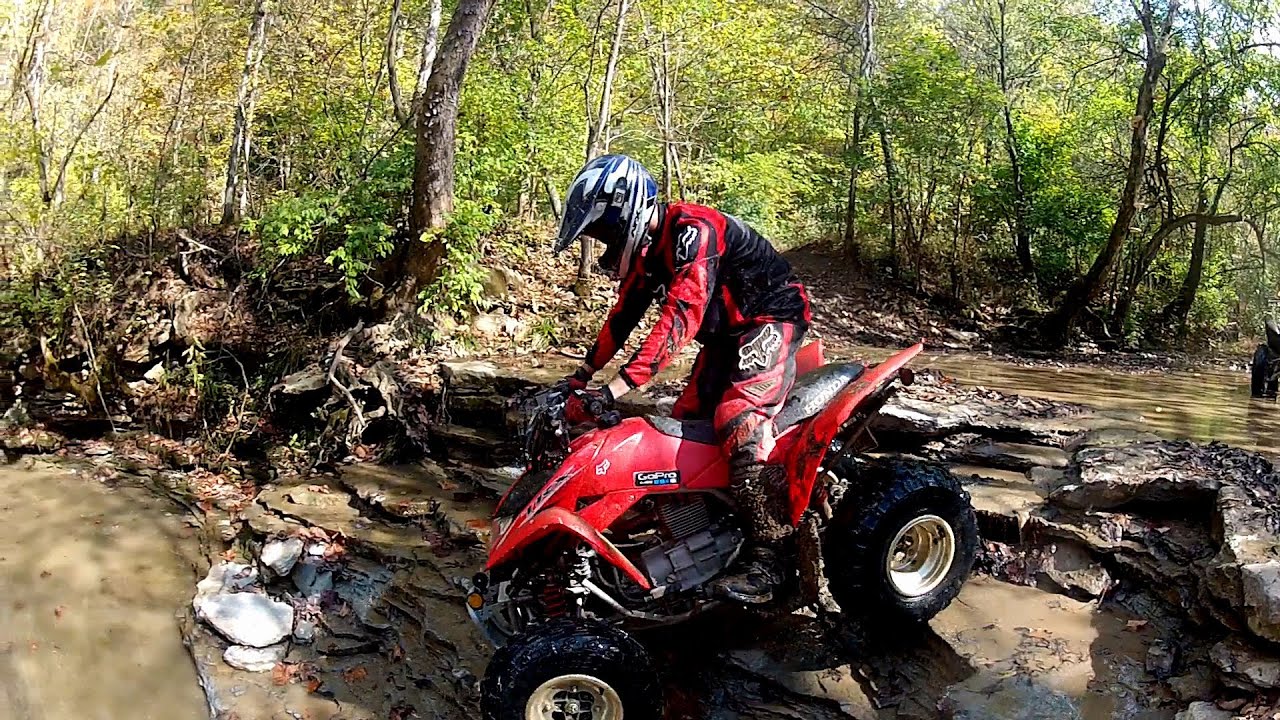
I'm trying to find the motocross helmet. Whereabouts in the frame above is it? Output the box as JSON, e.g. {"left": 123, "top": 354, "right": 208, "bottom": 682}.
{"left": 554, "top": 154, "right": 658, "bottom": 280}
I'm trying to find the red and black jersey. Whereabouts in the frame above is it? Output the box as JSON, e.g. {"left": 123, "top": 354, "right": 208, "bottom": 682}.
{"left": 584, "top": 202, "right": 811, "bottom": 389}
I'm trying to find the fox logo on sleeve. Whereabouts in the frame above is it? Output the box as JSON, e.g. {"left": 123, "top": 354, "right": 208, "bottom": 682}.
{"left": 739, "top": 324, "right": 783, "bottom": 372}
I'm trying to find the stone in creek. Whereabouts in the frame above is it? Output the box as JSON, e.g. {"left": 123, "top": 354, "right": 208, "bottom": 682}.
{"left": 193, "top": 562, "right": 259, "bottom": 614}
{"left": 1209, "top": 637, "right": 1280, "bottom": 691}
{"left": 293, "top": 559, "right": 334, "bottom": 598}
{"left": 223, "top": 643, "right": 286, "bottom": 672}
{"left": 939, "top": 675, "right": 1082, "bottom": 720}
{"left": 197, "top": 592, "right": 294, "bottom": 648}
{"left": 1051, "top": 442, "right": 1221, "bottom": 510}
{"left": 260, "top": 537, "right": 304, "bottom": 577}
{"left": 1241, "top": 562, "right": 1280, "bottom": 644}
{"left": 1175, "top": 702, "right": 1234, "bottom": 720}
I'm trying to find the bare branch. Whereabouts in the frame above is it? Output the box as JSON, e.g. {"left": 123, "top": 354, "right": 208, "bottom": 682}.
{"left": 52, "top": 72, "right": 119, "bottom": 204}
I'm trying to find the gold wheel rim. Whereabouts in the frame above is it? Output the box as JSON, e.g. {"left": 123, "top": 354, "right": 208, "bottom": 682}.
{"left": 885, "top": 514, "right": 956, "bottom": 598}
{"left": 525, "top": 673, "right": 623, "bottom": 720}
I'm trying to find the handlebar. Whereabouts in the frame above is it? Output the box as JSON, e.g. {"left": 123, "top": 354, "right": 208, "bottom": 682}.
{"left": 509, "top": 384, "right": 621, "bottom": 470}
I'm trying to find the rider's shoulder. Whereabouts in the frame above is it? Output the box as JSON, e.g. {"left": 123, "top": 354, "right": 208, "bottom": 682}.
{"left": 666, "top": 201, "right": 722, "bottom": 224}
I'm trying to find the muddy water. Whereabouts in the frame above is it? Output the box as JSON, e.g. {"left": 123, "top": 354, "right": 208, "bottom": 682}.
{"left": 836, "top": 344, "right": 1279, "bottom": 454}
{"left": 0, "top": 459, "right": 207, "bottom": 720}
{"left": 933, "top": 576, "right": 1158, "bottom": 720}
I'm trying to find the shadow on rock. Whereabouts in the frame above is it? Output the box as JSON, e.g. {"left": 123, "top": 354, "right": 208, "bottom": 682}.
{"left": 640, "top": 608, "right": 973, "bottom": 719}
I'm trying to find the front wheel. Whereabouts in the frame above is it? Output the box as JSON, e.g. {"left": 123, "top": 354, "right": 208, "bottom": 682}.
{"left": 823, "top": 459, "right": 978, "bottom": 626}
{"left": 480, "top": 618, "right": 663, "bottom": 720}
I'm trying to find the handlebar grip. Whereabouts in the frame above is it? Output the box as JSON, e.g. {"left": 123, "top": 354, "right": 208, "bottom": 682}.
{"left": 586, "top": 395, "right": 608, "bottom": 416}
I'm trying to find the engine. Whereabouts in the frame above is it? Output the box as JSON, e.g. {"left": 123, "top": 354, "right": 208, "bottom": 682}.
{"left": 639, "top": 496, "right": 742, "bottom": 593}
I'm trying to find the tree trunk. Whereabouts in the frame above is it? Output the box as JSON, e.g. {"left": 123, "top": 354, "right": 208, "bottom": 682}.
{"left": 842, "top": 0, "right": 875, "bottom": 258}
{"left": 1165, "top": 215, "right": 1208, "bottom": 334}
{"left": 1041, "top": 0, "right": 1178, "bottom": 344}
{"left": 413, "top": 0, "right": 443, "bottom": 111}
{"left": 387, "top": 0, "right": 409, "bottom": 123}
{"left": 579, "top": 0, "right": 630, "bottom": 286}
{"left": 993, "top": 0, "right": 1034, "bottom": 277}
{"left": 586, "top": 0, "right": 628, "bottom": 160}
{"left": 1004, "top": 102, "right": 1033, "bottom": 275}
{"left": 878, "top": 122, "right": 901, "bottom": 276}
{"left": 544, "top": 175, "right": 563, "bottom": 221}
{"left": 221, "top": 0, "right": 271, "bottom": 226}
{"left": 399, "top": 0, "right": 499, "bottom": 305}
{"left": 20, "top": 0, "right": 53, "bottom": 206}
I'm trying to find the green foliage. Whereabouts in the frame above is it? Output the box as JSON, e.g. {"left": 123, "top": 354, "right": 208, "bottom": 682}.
{"left": 418, "top": 200, "right": 502, "bottom": 316}
{"left": 4, "top": 0, "right": 1280, "bottom": 353}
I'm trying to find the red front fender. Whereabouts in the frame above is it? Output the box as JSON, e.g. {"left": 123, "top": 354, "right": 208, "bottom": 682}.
{"left": 486, "top": 506, "right": 652, "bottom": 590}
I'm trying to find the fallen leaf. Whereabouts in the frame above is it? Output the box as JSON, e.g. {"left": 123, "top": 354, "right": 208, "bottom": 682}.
{"left": 271, "top": 663, "right": 293, "bottom": 686}
{"left": 305, "top": 678, "right": 322, "bottom": 693}
{"left": 221, "top": 548, "right": 238, "bottom": 562}
{"left": 1124, "top": 620, "right": 1148, "bottom": 632}
{"left": 306, "top": 485, "right": 332, "bottom": 494}
{"left": 389, "top": 643, "right": 405, "bottom": 662}
{"left": 342, "top": 666, "right": 368, "bottom": 683}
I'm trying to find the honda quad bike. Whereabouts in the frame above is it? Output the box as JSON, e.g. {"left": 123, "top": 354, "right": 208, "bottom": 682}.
{"left": 467, "top": 342, "right": 979, "bottom": 720}
{"left": 1252, "top": 317, "right": 1280, "bottom": 399}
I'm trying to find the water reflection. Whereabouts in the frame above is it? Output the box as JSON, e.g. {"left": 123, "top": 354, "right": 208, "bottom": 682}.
{"left": 832, "top": 344, "right": 1279, "bottom": 454}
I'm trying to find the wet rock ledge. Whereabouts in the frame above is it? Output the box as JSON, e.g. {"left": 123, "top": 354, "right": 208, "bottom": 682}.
{"left": 164, "top": 353, "right": 1280, "bottom": 719}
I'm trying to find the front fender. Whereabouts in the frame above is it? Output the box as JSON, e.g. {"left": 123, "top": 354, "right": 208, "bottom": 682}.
{"left": 485, "top": 506, "right": 652, "bottom": 590}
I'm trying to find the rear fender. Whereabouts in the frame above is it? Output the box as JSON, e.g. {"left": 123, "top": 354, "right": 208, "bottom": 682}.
{"left": 486, "top": 506, "right": 652, "bottom": 589}
{"left": 785, "top": 343, "right": 923, "bottom": 523}
{"left": 795, "top": 339, "right": 826, "bottom": 375}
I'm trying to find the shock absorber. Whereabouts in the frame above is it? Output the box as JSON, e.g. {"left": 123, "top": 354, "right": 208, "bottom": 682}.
{"left": 540, "top": 583, "right": 569, "bottom": 618}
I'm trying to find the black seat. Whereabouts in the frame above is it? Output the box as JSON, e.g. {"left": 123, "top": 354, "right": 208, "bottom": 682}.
{"left": 646, "top": 415, "right": 719, "bottom": 445}
{"left": 645, "top": 362, "right": 866, "bottom": 443}
{"left": 773, "top": 362, "right": 865, "bottom": 432}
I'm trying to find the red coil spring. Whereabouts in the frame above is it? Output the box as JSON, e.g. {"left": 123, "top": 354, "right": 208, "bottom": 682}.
{"left": 540, "top": 584, "right": 569, "bottom": 618}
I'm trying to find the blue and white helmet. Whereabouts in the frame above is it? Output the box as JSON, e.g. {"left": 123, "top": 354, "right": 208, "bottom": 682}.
{"left": 554, "top": 154, "right": 659, "bottom": 279}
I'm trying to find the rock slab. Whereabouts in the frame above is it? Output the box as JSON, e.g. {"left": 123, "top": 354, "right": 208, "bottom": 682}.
{"left": 1241, "top": 562, "right": 1280, "bottom": 644}
{"left": 196, "top": 592, "right": 295, "bottom": 648}
{"left": 939, "top": 675, "right": 1082, "bottom": 720}
{"left": 1052, "top": 442, "right": 1222, "bottom": 510}
{"left": 260, "top": 537, "right": 304, "bottom": 576}
{"left": 1175, "top": 702, "right": 1234, "bottom": 720}
{"left": 223, "top": 643, "right": 286, "bottom": 672}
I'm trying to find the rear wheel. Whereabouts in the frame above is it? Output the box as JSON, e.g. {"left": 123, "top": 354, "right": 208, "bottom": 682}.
{"left": 823, "top": 459, "right": 978, "bottom": 626}
{"left": 481, "top": 618, "right": 663, "bottom": 720}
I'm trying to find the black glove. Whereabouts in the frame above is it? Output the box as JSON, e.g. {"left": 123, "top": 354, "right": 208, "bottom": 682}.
{"left": 565, "top": 364, "right": 594, "bottom": 391}
{"left": 566, "top": 386, "right": 615, "bottom": 425}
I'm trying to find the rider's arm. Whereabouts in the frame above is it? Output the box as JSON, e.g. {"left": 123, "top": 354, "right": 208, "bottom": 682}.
{"left": 582, "top": 265, "right": 653, "bottom": 375}
{"left": 610, "top": 218, "right": 719, "bottom": 396}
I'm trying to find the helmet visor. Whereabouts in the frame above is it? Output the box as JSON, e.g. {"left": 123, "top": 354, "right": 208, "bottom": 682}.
{"left": 553, "top": 186, "right": 604, "bottom": 253}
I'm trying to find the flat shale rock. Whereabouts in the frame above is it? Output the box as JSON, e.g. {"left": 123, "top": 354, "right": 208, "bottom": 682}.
{"left": 1052, "top": 441, "right": 1223, "bottom": 510}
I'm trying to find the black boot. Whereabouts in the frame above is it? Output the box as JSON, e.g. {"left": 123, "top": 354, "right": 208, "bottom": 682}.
{"left": 711, "top": 544, "right": 781, "bottom": 604}
{"left": 711, "top": 461, "right": 791, "bottom": 604}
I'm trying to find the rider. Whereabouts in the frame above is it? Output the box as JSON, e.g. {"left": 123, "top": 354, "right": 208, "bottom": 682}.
{"left": 555, "top": 154, "right": 812, "bottom": 604}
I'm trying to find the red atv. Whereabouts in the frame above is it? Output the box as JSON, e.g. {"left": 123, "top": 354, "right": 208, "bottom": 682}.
{"left": 468, "top": 342, "right": 978, "bottom": 720}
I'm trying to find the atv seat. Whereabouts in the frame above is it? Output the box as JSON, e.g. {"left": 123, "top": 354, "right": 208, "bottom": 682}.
{"left": 645, "top": 361, "right": 866, "bottom": 444}
{"left": 773, "top": 362, "right": 865, "bottom": 431}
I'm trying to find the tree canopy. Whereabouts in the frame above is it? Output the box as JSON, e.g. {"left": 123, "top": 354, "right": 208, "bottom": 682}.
{"left": 3, "top": 0, "right": 1280, "bottom": 347}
